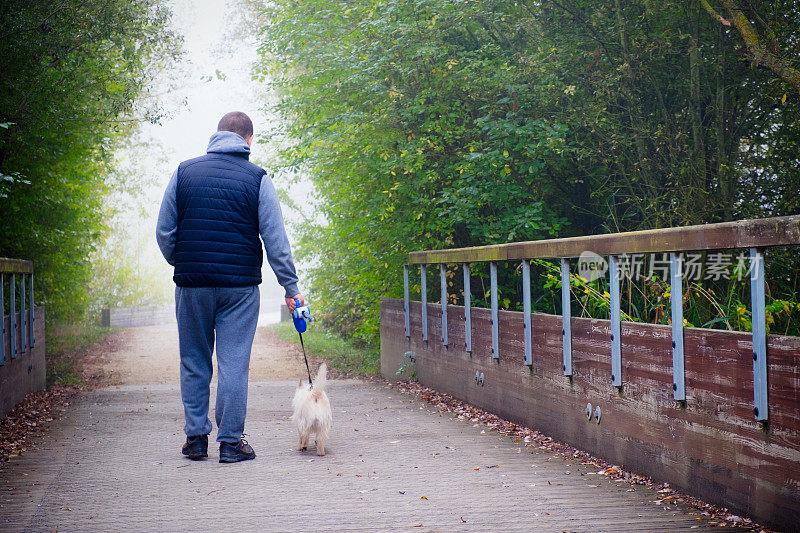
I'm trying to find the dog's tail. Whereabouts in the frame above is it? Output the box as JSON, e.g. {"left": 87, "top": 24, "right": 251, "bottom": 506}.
{"left": 313, "top": 363, "right": 327, "bottom": 393}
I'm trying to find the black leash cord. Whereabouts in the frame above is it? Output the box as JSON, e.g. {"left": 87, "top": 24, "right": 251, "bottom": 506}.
{"left": 299, "top": 331, "right": 313, "bottom": 387}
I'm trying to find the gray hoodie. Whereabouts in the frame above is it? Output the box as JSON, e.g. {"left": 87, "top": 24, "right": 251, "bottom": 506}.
{"left": 156, "top": 131, "right": 300, "bottom": 297}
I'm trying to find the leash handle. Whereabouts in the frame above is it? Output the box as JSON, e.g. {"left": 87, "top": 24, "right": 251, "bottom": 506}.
{"left": 292, "top": 298, "right": 311, "bottom": 333}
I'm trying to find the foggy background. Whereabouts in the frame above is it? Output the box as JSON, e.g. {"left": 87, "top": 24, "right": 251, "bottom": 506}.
{"left": 114, "top": 0, "right": 313, "bottom": 324}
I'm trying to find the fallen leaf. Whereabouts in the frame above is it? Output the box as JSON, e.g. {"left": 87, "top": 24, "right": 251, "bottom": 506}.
{"left": 389, "top": 379, "right": 769, "bottom": 531}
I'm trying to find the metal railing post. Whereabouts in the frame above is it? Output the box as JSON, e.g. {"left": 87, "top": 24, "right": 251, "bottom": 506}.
{"left": 440, "top": 264, "right": 448, "bottom": 346}
{"left": 522, "top": 260, "right": 532, "bottom": 365}
{"left": 463, "top": 264, "right": 472, "bottom": 352}
{"left": 750, "top": 248, "right": 768, "bottom": 421}
{"left": 1, "top": 273, "right": 5, "bottom": 365}
{"left": 420, "top": 265, "right": 428, "bottom": 342}
{"left": 10, "top": 274, "right": 16, "bottom": 359}
{"left": 28, "top": 274, "right": 34, "bottom": 348}
{"left": 670, "top": 253, "right": 686, "bottom": 401}
{"left": 490, "top": 261, "right": 499, "bottom": 359}
{"left": 609, "top": 255, "right": 622, "bottom": 387}
{"left": 20, "top": 274, "right": 26, "bottom": 353}
{"left": 561, "top": 258, "right": 572, "bottom": 376}
{"left": 403, "top": 265, "right": 410, "bottom": 338}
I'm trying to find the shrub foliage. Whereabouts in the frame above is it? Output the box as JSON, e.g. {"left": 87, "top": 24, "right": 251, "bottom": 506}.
{"left": 0, "top": 0, "right": 181, "bottom": 320}
{"left": 253, "top": 0, "right": 800, "bottom": 345}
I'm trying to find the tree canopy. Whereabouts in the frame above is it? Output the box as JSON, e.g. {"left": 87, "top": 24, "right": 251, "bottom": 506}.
{"left": 253, "top": 0, "right": 799, "bottom": 344}
{"left": 0, "top": 0, "right": 181, "bottom": 319}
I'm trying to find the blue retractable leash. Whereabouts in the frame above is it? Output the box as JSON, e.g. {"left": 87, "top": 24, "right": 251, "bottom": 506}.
{"left": 292, "top": 299, "right": 315, "bottom": 386}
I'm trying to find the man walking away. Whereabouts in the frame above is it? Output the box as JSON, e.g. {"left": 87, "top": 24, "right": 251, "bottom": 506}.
{"left": 156, "top": 111, "right": 304, "bottom": 463}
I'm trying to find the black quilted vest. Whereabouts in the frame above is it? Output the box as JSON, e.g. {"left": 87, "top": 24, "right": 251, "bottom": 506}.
{"left": 173, "top": 153, "right": 264, "bottom": 287}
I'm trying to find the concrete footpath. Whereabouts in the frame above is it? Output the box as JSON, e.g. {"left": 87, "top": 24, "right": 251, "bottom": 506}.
{"left": 0, "top": 326, "right": 736, "bottom": 532}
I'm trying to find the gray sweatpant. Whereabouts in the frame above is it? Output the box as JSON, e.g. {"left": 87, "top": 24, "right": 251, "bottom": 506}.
{"left": 175, "top": 285, "right": 260, "bottom": 443}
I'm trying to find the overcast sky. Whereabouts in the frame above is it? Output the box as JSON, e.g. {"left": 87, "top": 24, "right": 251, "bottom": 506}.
{"left": 124, "top": 0, "right": 312, "bottom": 301}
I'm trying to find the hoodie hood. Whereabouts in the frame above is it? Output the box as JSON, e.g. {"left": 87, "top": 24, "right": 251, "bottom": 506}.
{"left": 206, "top": 130, "right": 251, "bottom": 158}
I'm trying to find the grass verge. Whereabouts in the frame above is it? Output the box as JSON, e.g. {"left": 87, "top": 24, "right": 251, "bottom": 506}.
{"left": 269, "top": 321, "right": 379, "bottom": 376}
{"left": 45, "top": 322, "right": 113, "bottom": 386}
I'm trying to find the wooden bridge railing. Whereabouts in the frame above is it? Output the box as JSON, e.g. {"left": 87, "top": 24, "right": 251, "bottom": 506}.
{"left": 1, "top": 258, "right": 35, "bottom": 366}
{"left": 402, "top": 215, "right": 800, "bottom": 422}
{"left": 1, "top": 257, "right": 45, "bottom": 419}
{"left": 383, "top": 215, "right": 800, "bottom": 528}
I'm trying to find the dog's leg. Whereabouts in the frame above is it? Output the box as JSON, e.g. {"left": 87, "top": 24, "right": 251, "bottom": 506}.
{"left": 315, "top": 428, "right": 327, "bottom": 456}
{"left": 299, "top": 431, "right": 309, "bottom": 451}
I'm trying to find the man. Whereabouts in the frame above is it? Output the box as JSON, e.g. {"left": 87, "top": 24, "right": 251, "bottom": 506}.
{"left": 156, "top": 111, "right": 303, "bottom": 463}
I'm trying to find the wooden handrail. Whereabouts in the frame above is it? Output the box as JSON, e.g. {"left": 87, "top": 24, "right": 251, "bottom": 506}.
{"left": 0, "top": 257, "right": 33, "bottom": 274}
{"left": 407, "top": 215, "right": 800, "bottom": 264}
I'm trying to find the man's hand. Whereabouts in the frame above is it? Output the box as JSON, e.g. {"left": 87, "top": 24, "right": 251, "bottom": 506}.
{"left": 286, "top": 294, "right": 305, "bottom": 313}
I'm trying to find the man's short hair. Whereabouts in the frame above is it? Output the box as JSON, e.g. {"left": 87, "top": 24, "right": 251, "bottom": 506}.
{"left": 217, "top": 111, "right": 254, "bottom": 139}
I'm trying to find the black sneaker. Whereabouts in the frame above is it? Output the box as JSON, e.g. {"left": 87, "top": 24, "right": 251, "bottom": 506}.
{"left": 182, "top": 435, "right": 208, "bottom": 460}
{"left": 219, "top": 439, "right": 256, "bottom": 463}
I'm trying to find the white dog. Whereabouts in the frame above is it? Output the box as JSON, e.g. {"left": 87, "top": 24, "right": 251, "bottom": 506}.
{"left": 291, "top": 363, "right": 332, "bottom": 456}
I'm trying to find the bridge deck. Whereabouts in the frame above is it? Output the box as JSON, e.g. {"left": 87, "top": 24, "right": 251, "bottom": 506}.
{"left": 0, "top": 327, "right": 738, "bottom": 532}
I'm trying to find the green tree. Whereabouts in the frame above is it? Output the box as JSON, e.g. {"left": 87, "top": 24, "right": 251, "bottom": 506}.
{"left": 0, "top": 0, "right": 182, "bottom": 320}
{"left": 252, "top": 0, "right": 800, "bottom": 345}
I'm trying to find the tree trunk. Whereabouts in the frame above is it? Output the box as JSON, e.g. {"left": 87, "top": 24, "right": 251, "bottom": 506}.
{"left": 614, "top": 0, "right": 657, "bottom": 226}
{"left": 699, "top": 0, "right": 800, "bottom": 95}
{"left": 715, "top": 24, "right": 733, "bottom": 221}
{"left": 688, "top": 2, "right": 707, "bottom": 204}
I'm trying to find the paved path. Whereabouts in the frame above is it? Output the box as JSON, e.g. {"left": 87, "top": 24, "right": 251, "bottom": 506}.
{"left": 0, "top": 326, "right": 732, "bottom": 532}
{"left": 78, "top": 324, "right": 310, "bottom": 386}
